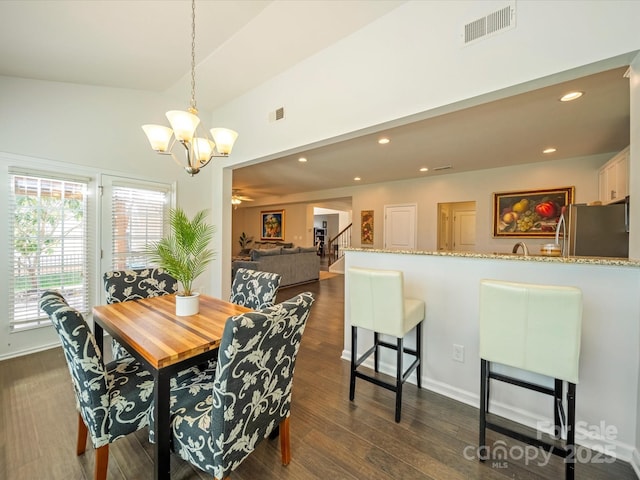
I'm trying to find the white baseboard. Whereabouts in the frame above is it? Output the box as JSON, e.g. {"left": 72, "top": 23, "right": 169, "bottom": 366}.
{"left": 0, "top": 341, "right": 60, "bottom": 362}
{"left": 341, "top": 350, "right": 638, "bottom": 466}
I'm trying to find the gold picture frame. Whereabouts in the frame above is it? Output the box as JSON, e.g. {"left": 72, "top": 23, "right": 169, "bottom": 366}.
{"left": 260, "top": 210, "right": 285, "bottom": 240}
{"left": 492, "top": 187, "right": 574, "bottom": 237}
{"left": 361, "top": 210, "right": 374, "bottom": 245}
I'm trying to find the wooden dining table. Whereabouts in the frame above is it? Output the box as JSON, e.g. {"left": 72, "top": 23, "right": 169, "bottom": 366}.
{"left": 92, "top": 294, "right": 251, "bottom": 480}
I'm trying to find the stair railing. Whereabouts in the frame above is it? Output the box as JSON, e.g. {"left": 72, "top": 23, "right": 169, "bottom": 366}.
{"left": 328, "top": 223, "right": 352, "bottom": 265}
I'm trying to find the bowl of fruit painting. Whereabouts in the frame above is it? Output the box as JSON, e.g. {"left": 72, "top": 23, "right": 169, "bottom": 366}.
{"left": 492, "top": 187, "right": 575, "bottom": 237}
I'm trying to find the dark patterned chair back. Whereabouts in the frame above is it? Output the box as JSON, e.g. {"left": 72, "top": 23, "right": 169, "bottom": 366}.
{"left": 39, "top": 291, "right": 109, "bottom": 444}
{"left": 103, "top": 268, "right": 177, "bottom": 360}
{"left": 103, "top": 268, "right": 177, "bottom": 303}
{"left": 210, "top": 291, "right": 314, "bottom": 478}
{"left": 229, "top": 268, "right": 282, "bottom": 310}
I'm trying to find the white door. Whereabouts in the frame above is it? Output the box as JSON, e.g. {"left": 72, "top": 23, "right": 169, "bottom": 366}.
{"left": 384, "top": 204, "right": 417, "bottom": 250}
{"left": 453, "top": 209, "right": 476, "bottom": 251}
{"left": 437, "top": 204, "right": 451, "bottom": 251}
{"left": 99, "top": 175, "right": 174, "bottom": 303}
{"left": 437, "top": 201, "right": 476, "bottom": 252}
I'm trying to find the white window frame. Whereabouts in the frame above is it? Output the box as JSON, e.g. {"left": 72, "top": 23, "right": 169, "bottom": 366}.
{"left": 8, "top": 168, "right": 91, "bottom": 332}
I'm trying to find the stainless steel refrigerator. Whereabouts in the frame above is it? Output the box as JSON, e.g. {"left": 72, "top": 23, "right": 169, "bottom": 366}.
{"left": 562, "top": 200, "right": 629, "bottom": 257}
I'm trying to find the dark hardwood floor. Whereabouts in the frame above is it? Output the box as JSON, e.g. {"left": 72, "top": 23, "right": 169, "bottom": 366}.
{"left": 1, "top": 275, "right": 637, "bottom": 479}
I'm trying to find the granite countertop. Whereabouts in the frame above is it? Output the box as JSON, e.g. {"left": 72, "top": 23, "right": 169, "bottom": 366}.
{"left": 344, "top": 247, "right": 640, "bottom": 267}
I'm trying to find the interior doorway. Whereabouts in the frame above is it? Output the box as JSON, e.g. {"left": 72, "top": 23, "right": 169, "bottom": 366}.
{"left": 437, "top": 201, "right": 477, "bottom": 252}
{"left": 314, "top": 206, "right": 352, "bottom": 271}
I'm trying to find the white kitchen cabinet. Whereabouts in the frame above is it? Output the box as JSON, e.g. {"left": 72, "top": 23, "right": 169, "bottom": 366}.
{"left": 599, "top": 146, "right": 629, "bottom": 204}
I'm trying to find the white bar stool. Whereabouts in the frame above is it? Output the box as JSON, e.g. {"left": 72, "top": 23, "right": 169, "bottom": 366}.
{"left": 479, "top": 279, "right": 582, "bottom": 480}
{"left": 348, "top": 267, "right": 425, "bottom": 422}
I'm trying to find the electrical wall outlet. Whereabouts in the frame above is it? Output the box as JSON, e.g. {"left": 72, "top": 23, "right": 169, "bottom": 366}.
{"left": 453, "top": 344, "right": 465, "bottom": 362}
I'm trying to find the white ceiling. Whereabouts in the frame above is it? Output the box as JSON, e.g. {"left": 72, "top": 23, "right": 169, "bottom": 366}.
{"left": 0, "top": 0, "right": 404, "bottom": 108}
{"left": 0, "top": 1, "right": 631, "bottom": 203}
{"left": 233, "top": 65, "right": 631, "bottom": 201}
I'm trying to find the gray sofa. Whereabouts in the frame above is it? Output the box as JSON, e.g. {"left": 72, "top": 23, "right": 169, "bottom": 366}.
{"left": 232, "top": 246, "right": 320, "bottom": 287}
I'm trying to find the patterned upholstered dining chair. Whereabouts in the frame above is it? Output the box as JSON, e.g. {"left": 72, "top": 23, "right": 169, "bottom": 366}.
{"left": 229, "top": 267, "right": 282, "bottom": 310}
{"left": 39, "top": 291, "right": 154, "bottom": 480}
{"left": 103, "top": 268, "right": 177, "bottom": 359}
{"left": 162, "top": 291, "right": 315, "bottom": 479}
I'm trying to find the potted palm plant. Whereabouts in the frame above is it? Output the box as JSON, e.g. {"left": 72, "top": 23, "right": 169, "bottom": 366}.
{"left": 147, "top": 207, "right": 215, "bottom": 316}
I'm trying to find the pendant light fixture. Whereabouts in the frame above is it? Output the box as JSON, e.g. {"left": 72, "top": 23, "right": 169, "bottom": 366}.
{"left": 142, "top": 0, "right": 238, "bottom": 176}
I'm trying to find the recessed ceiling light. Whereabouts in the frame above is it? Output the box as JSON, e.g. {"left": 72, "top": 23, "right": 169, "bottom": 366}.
{"left": 378, "top": 138, "right": 390, "bottom": 145}
{"left": 560, "top": 91, "right": 584, "bottom": 102}
{"left": 543, "top": 147, "right": 557, "bottom": 154}
{"left": 419, "top": 167, "right": 429, "bottom": 172}
{"left": 298, "top": 157, "right": 307, "bottom": 162}
{"left": 354, "top": 177, "right": 361, "bottom": 181}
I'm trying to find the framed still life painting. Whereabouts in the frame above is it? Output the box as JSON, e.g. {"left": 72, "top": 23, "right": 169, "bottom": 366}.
{"left": 492, "top": 186, "right": 574, "bottom": 238}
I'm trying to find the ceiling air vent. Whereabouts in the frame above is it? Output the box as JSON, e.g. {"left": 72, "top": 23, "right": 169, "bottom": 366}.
{"left": 433, "top": 165, "right": 452, "bottom": 171}
{"left": 463, "top": 3, "right": 515, "bottom": 45}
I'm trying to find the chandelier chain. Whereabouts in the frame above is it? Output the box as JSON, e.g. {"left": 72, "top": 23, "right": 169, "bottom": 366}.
{"left": 190, "top": 0, "right": 197, "bottom": 111}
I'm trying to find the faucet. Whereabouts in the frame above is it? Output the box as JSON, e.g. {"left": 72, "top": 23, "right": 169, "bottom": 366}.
{"left": 512, "top": 241, "right": 529, "bottom": 256}
{"left": 555, "top": 212, "right": 566, "bottom": 257}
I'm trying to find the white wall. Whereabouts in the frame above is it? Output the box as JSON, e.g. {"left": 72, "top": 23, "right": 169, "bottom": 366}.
{"left": 0, "top": 76, "right": 212, "bottom": 213}
{"left": 0, "top": 76, "right": 214, "bottom": 359}
{"left": 213, "top": 1, "right": 640, "bottom": 166}
{"left": 209, "top": 0, "right": 640, "bottom": 296}
{"left": 351, "top": 153, "right": 609, "bottom": 253}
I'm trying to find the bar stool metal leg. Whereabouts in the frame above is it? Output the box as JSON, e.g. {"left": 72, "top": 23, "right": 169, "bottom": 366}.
{"left": 479, "top": 359, "right": 488, "bottom": 461}
{"left": 395, "top": 337, "right": 403, "bottom": 422}
{"left": 349, "top": 326, "right": 358, "bottom": 401}
{"left": 416, "top": 322, "right": 423, "bottom": 389}
{"left": 554, "top": 379, "right": 564, "bottom": 439}
{"left": 566, "top": 382, "right": 576, "bottom": 480}
{"left": 374, "top": 332, "right": 380, "bottom": 373}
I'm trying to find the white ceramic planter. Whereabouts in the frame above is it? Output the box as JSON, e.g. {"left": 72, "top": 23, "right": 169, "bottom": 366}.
{"left": 175, "top": 293, "right": 200, "bottom": 316}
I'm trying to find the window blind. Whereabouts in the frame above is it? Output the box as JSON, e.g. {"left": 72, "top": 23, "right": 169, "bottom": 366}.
{"left": 9, "top": 173, "right": 89, "bottom": 331}
{"left": 110, "top": 182, "right": 170, "bottom": 270}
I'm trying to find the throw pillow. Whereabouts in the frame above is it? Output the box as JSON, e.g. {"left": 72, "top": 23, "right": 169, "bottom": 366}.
{"left": 251, "top": 247, "right": 282, "bottom": 260}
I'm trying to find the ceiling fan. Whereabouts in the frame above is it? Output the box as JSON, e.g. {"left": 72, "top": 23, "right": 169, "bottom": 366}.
{"left": 231, "top": 190, "right": 254, "bottom": 207}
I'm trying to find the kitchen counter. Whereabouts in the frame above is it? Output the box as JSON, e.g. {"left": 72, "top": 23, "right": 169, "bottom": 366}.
{"left": 343, "top": 247, "right": 640, "bottom": 460}
{"left": 344, "top": 247, "right": 640, "bottom": 267}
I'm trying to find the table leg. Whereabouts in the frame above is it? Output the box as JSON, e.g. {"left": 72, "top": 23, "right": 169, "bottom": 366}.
{"left": 94, "top": 323, "right": 104, "bottom": 357}
{"left": 154, "top": 369, "right": 171, "bottom": 480}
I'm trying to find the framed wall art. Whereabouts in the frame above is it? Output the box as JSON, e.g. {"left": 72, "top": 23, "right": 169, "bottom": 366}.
{"left": 260, "top": 210, "right": 285, "bottom": 240}
{"left": 492, "top": 186, "right": 574, "bottom": 238}
{"left": 361, "top": 210, "right": 374, "bottom": 245}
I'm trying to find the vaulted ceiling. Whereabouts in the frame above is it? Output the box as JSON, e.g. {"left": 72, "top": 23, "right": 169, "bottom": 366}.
{"left": 0, "top": 1, "right": 630, "bottom": 203}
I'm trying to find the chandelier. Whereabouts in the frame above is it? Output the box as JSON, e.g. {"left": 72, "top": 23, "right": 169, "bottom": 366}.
{"left": 142, "top": 0, "right": 238, "bottom": 176}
